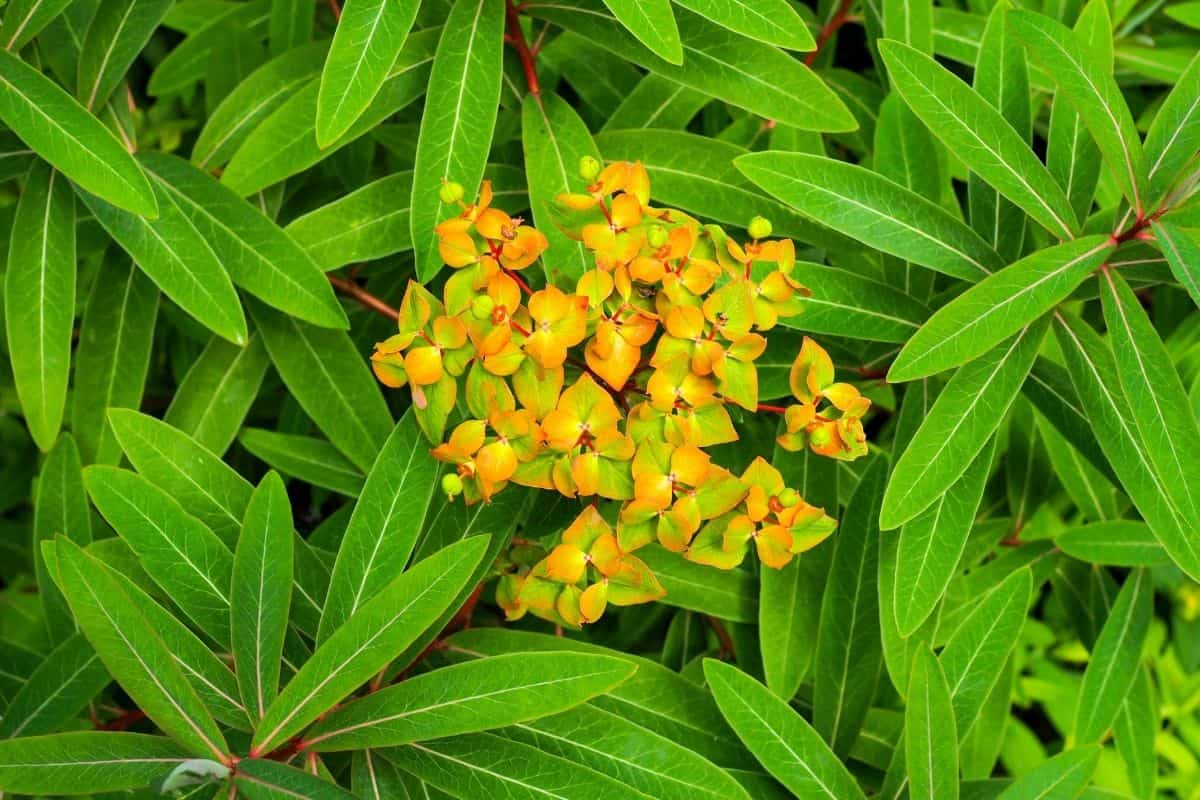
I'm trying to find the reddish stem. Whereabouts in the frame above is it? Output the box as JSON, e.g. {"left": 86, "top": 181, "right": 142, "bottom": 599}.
{"left": 328, "top": 274, "right": 399, "bottom": 321}
{"left": 805, "top": 0, "right": 854, "bottom": 66}
{"left": 326, "top": 0, "right": 341, "bottom": 20}
{"left": 757, "top": 403, "right": 789, "bottom": 414}
{"left": 96, "top": 709, "right": 147, "bottom": 731}
{"left": 506, "top": 268, "right": 535, "bottom": 295}
{"left": 505, "top": 0, "right": 541, "bottom": 96}
{"left": 707, "top": 616, "right": 735, "bottom": 659}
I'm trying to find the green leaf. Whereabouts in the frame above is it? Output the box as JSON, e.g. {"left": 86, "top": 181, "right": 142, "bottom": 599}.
{"left": 53, "top": 538, "right": 229, "bottom": 760}
{"left": 880, "top": 39, "right": 1077, "bottom": 239}
{"left": 1053, "top": 311, "right": 1200, "bottom": 580}
{"left": 883, "top": 0, "right": 932, "bottom": 52}
{"left": 0, "top": 0, "right": 74, "bottom": 50}
{"left": 235, "top": 758, "right": 357, "bottom": 799}
{"left": 232, "top": 472, "right": 293, "bottom": 722}
{"left": 637, "top": 543, "right": 756, "bottom": 622}
{"left": 671, "top": 0, "right": 813, "bottom": 49}
{"left": 80, "top": 186, "right": 248, "bottom": 346}
{"left": 527, "top": 1, "right": 854, "bottom": 132}
{"left": 316, "top": 0, "right": 420, "bottom": 146}
{"left": 164, "top": 334, "right": 271, "bottom": 456}
{"left": 1023, "top": 357, "right": 1116, "bottom": 484}
{"left": 385, "top": 733, "right": 648, "bottom": 799}
{"left": 893, "top": 438, "right": 995, "bottom": 637}
{"left": 83, "top": 465, "right": 235, "bottom": 646}
{"left": 1153, "top": 220, "right": 1200, "bottom": 308}
{"left": 148, "top": 0, "right": 271, "bottom": 96}
{"left": 239, "top": 428, "right": 367, "bottom": 496}
{"left": 597, "top": 130, "right": 861, "bottom": 255}
{"left": 705, "top": 659, "right": 866, "bottom": 800}
{"left": 522, "top": 91, "right": 600, "bottom": 287}
{"left": 1073, "top": 568, "right": 1153, "bottom": 745}
{"left": 905, "top": 649, "right": 957, "bottom": 800}
{"left": 602, "top": 0, "right": 682, "bottom": 63}
{"left": 302, "top": 652, "right": 635, "bottom": 750}
{"left": 1114, "top": 667, "right": 1156, "bottom": 800}
{"left": 0, "top": 50, "right": 156, "bottom": 216}
{"left": 1009, "top": 10, "right": 1146, "bottom": 212}
{"left": 107, "top": 409, "right": 252, "bottom": 547}
{"left": 250, "top": 536, "right": 488, "bottom": 755}
{"left": 882, "top": 320, "right": 1047, "bottom": 529}
{"left": 4, "top": 162, "right": 74, "bottom": 452}
{"left": 33, "top": 433, "right": 92, "bottom": 642}
{"left": 1056, "top": 521, "right": 1169, "bottom": 567}
{"left": 0, "top": 732, "right": 190, "bottom": 796}
{"left": 139, "top": 152, "right": 347, "bottom": 329}
{"left": 71, "top": 252, "right": 159, "bottom": 465}
{"left": 996, "top": 745, "right": 1100, "bottom": 799}
{"left": 222, "top": 27, "right": 436, "bottom": 196}
{"left": 77, "top": 0, "right": 173, "bottom": 110}
{"left": 191, "top": 40, "right": 327, "bottom": 169}
{"left": 940, "top": 567, "right": 1032, "bottom": 739}
{"left": 736, "top": 151, "right": 1003, "bottom": 282}
{"left": 319, "top": 410, "right": 439, "bottom": 643}
{"left": 1143, "top": 52, "right": 1200, "bottom": 202}
{"left": 784, "top": 262, "right": 931, "bottom": 343}
{"left": 0, "top": 632, "right": 108, "bottom": 738}
{"left": 249, "top": 300, "right": 393, "bottom": 473}
{"left": 501, "top": 702, "right": 750, "bottom": 800}
{"left": 890, "top": 236, "right": 1111, "bottom": 381}
{"left": 410, "top": 0, "right": 504, "bottom": 280}
{"left": 603, "top": 73, "right": 708, "bottom": 131}
{"left": 284, "top": 172, "right": 413, "bottom": 271}
{"left": 814, "top": 456, "right": 887, "bottom": 755}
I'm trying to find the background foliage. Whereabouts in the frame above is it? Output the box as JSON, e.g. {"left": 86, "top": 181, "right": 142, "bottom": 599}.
{"left": 0, "top": 0, "right": 1199, "bottom": 797}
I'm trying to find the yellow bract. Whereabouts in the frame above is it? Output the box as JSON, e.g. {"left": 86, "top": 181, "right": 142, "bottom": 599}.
{"left": 369, "top": 160, "right": 873, "bottom": 628}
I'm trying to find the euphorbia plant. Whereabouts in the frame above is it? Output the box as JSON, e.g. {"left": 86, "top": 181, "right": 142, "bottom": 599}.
{"left": 368, "top": 159, "right": 871, "bottom": 627}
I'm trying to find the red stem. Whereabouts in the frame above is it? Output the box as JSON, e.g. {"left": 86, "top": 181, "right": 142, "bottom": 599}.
{"left": 757, "top": 403, "right": 789, "bottom": 414}
{"left": 328, "top": 274, "right": 399, "bottom": 321}
{"left": 805, "top": 0, "right": 854, "bottom": 67}
{"left": 505, "top": 0, "right": 541, "bottom": 96}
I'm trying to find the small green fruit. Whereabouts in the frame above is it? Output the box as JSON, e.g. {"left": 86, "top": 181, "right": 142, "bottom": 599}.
{"left": 747, "top": 215, "right": 773, "bottom": 240}
{"left": 579, "top": 155, "right": 601, "bottom": 181}
{"left": 442, "top": 473, "right": 464, "bottom": 497}
{"left": 439, "top": 181, "right": 465, "bottom": 204}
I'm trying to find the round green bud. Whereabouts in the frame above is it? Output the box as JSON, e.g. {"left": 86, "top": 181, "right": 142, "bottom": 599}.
{"left": 747, "top": 215, "right": 773, "bottom": 240}
{"left": 646, "top": 225, "right": 669, "bottom": 248}
{"left": 778, "top": 488, "right": 801, "bottom": 508}
{"left": 579, "top": 155, "right": 601, "bottom": 182}
{"left": 442, "top": 473, "right": 464, "bottom": 497}
{"left": 471, "top": 295, "right": 495, "bottom": 320}
{"left": 439, "top": 181, "right": 465, "bottom": 204}
{"left": 808, "top": 426, "right": 832, "bottom": 448}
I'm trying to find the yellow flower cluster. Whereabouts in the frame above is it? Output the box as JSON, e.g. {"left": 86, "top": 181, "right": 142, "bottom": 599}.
{"left": 370, "top": 159, "right": 871, "bottom": 628}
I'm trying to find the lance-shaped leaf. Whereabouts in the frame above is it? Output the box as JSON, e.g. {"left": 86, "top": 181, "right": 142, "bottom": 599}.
{"left": 77, "top": 0, "right": 173, "bottom": 110}
{"left": 736, "top": 151, "right": 1003, "bottom": 282}
{"left": 249, "top": 300, "right": 393, "bottom": 473}
{"left": 316, "top": 0, "right": 420, "bottom": 146}
{"left": 284, "top": 172, "right": 413, "bottom": 270}
{"left": 0, "top": 51, "right": 156, "bottom": 216}
{"left": 410, "top": 0, "right": 504, "bottom": 280}
{"left": 671, "top": 0, "right": 813, "bottom": 49}
{"left": 52, "top": 539, "right": 229, "bottom": 760}
{"left": 527, "top": 1, "right": 853, "bottom": 132}
{"left": 882, "top": 319, "right": 1047, "bottom": 529}
{"left": 319, "top": 410, "right": 439, "bottom": 643}
{"left": 4, "top": 162, "right": 74, "bottom": 452}
{"left": 894, "top": 438, "right": 995, "bottom": 636}
{"left": 1073, "top": 568, "right": 1153, "bottom": 745}
{"left": 164, "top": 334, "right": 270, "bottom": 456}
{"left": 250, "top": 536, "right": 489, "bottom": 755}
{"left": 149, "top": 0, "right": 271, "bottom": 96}
{"left": 33, "top": 433, "right": 92, "bottom": 643}
{"left": 139, "top": 153, "right": 347, "bottom": 329}
{"left": 1100, "top": 267, "right": 1200, "bottom": 521}
{"left": 880, "top": 39, "right": 1077, "bottom": 239}
{"left": 996, "top": 745, "right": 1100, "bottom": 799}
{"left": 0, "top": 732, "right": 191, "bottom": 796}
{"left": 83, "top": 465, "right": 235, "bottom": 646}
{"left": 235, "top": 758, "right": 357, "bottom": 799}
{"left": 522, "top": 91, "right": 600, "bottom": 288}
{"left": 1009, "top": 10, "right": 1146, "bottom": 212}
{"left": 1056, "top": 521, "right": 1167, "bottom": 567}
{"left": 1115, "top": 668, "right": 1157, "bottom": 800}
{"left": 1154, "top": 220, "right": 1200, "bottom": 308}
{"left": 1144, "top": 51, "right": 1200, "bottom": 202}
{"left": 0, "top": 0, "right": 74, "bottom": 50}
{"left": 890, "top": 236, "right": 1111, "bottom": 381}
{"left": 603, "top": 0, "right": 681, "bottom": 64}
{"left": 81, "top": 185, "right": 247, "bottom": 346}
{"left": 385, "top": 733, "right": 649, "bottom": 799}
{"left": 1054, "top": 311, "right": 1200, "bottom": 580}
{"left": 906, "top": 649, "right": 957, "bottom": 800}
{"left": 705, "top": 659, "right": 866, "bottom": 800}
{"left": 784, "top": 262, "right": 931, "bottom": 344}
{"left": 814, "top": 456, "right": 887, "bottom": 755}
{"left": 232, "top": 472, "right": 293, "bottom": 722}
{"left": 638, "top": 544, "right": 756, "bottom": 621}
{"left": 239, "top": 428, "right": 366, "bottom": 496}
{"left": 0, "top": 632, "right": 108, "bottom": 738}
{"left": 1022, "top": 356, "right": 1116, "bottom": 483}
{"left": 108, "top": 409, "right": 252, "bottom": 547}
{"left": 301, "top": 652, "right": 635, "bottom": 750}
{"left": 192, "top": 40, "right": 327, "bottom": 169}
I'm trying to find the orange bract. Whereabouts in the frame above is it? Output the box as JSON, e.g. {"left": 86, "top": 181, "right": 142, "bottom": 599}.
{"left": 370, "top": 160, "right": 873, "bottom": 628}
